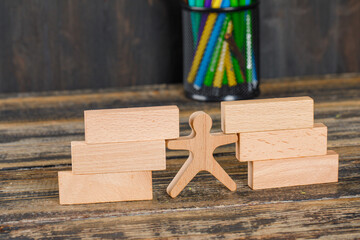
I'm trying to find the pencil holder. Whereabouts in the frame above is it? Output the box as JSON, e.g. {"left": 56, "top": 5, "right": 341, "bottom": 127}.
{"left": 181, "top": 0, "right": 260, "bottom": 101}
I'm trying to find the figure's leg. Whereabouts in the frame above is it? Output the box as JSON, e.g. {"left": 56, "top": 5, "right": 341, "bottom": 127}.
{"left": 167, "top": 153, "right": 199, "bottom": 198}
{"left": 208, "top": 159, "right": 237, "bottom": 191}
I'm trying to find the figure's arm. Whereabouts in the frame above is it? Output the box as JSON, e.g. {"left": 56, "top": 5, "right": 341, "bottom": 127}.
{"left": 211, "top": 132, "right": 238, "bottom": 147}
{"left": 166, "top": 137, "right": 192, "bottom": 150}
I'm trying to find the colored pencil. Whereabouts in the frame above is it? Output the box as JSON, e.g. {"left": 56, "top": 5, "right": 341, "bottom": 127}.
{"left": 193, "top": 0, "right": 226, "bottom": 89}
{"left": 197, "top": 0, "right": 212, "bottom": 47}
{"left": 213, "top": 21, "right": 233, "bottom": 88}
{"left": 203, "top": 0, "right": 231, "bottom": 87}
{"left": 225, "top": 47, "right": 237, "bottom": 86}
{"left": 189, "top": 0, "right": 198, "bottom": 47}
{"left": 230, "top": 0, "right": 245, "bottom": 83}
{"left": 187, "top": 0, "right": 222, "bottom": 84}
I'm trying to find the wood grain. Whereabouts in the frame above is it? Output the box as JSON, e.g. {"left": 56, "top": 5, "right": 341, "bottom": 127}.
{"left": 1, "top": 1, "right": 360, "bottom": 93}
{"left": 236, "top": 123, "right": 327, "bottom": 161}
{"left": 84, "top": 105, "right": 179, "bottom": 144}
{"left": 0, "top": 0, "right": 182, "bottom": 93}
{"left": 0, "top": 75, "right": 359, "bottom": 238}
{"left": 260, "top": 0, "right": 360, "bottom": 79}
{"left": 58, "top": 171, "right": 153, "bottom": 205}
{"left": 248, "top": 151, "right": 339, "bottom": 190}
{"left": 221, "top": 96, "right": 314, "bottom": 133}
{"left": 71, "top": 140, "right": 166, "bottom": 174}
{"left": 2, "top": 197, "right": 359, "bottom": 239}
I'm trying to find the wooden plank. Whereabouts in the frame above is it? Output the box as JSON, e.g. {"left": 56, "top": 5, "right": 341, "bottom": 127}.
{"left": 71, "top": 140, "right": 166, "bottom": 174}
{"left": 260, "top": 1, "right": 360, "bottom": 79}
{"left": 1, "top": 76, "right": 360, "bottom": 238}
{"left": 221, "top": 96, "right": 314, "bottom": 133}
{"left": 1, "top": 1, "right": 360, "bottom": 94}
{"left": 2, "top": 197, "right": 360, "bottom": 239}
{"left": 248, "top": 151, "right": 339, "bottom": 190}
{"left": 0, "top": 0, "right": 183, "bottom": 93}
{"left": 0, "top": 76, "right": 359, "bottom": 124}
{"left": 1, "top": 155, "right": 359, "bottom": 226}
{"left": 84, "top": 105, "right": 179, "bottom": 144}
{"left": 236, "top": 123, "right": 327, "bottom": 161}
{"left": 58, "top": 171, "right": 152, "bottom": 205}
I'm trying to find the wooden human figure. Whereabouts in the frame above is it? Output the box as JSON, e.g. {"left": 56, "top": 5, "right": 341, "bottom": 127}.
{"left": 166, "top": 111, "right": 238, "bottom": 198}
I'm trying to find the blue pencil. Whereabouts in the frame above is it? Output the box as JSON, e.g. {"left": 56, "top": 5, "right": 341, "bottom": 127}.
{"left": 252, "top": 53, "right": 258, "bottom": 87}
{"left": 250, "top": 0, "right": 258, "bottom": 87}
{"left": 193, "top": 0, "right": 227, "bottom": 89}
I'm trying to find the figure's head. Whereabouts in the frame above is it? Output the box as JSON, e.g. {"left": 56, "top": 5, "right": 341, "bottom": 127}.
{"left": 190, "top": 111, "right": 212, "bottom": 134}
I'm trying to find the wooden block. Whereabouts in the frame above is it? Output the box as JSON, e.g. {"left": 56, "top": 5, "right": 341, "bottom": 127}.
{"left": 85, "top": 105, "right": 179, "bottom": 144}
{"left": 58, "top": 171, "right": 152, "bottom": 204}
{"left": 248, "top": 151, "right": 338, "bottom": 190}
{"left": 71, "top": 140, "right": 166, "bottom": 174}
{"left": 221, "top": 96, "right": 314, "bottom": 133}
{"left": 236, "top": 123, "right": 327, "bottom": 161}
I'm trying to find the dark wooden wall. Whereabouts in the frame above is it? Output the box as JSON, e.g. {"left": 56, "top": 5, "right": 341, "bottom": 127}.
{"left": 0, "top": 0, "right": 359, "bottom": 93}
{"left": 260, "top": 0, "right": 360, "bottom": 78}
{"left": 0, "top": 0, "right": 182, "bottom": 93}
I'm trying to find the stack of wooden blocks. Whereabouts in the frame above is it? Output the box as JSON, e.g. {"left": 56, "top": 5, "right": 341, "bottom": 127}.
{"left": 58, "top": 106, "right": 179, "bottom": 204}
{"left": 58, "top": 96, "right": 339, "bottom": 205}
{"left": 221, "top": 97, "right": 339, "bottom": 190}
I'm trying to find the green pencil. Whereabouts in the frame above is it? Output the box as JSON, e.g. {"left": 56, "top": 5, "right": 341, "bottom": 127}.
{"left": 244, "top": 0, "right": 253, "bottom": 83}
{"left": 194, "top": 0, "right": 204, "bottom": 45}
{"left": 189, "top": 0, "right": 199, "bottom": 47}
{"left": 203, "top": 15, "right": 231, "bottom": 87}
{"left": 223, "top": 69, "right": 228, "bottom": 85}
{"left": 238, "top": 0, "right": 246, "bottom": 51}
{"left": 230, "top": 0, "right": 244, "bottom": 83}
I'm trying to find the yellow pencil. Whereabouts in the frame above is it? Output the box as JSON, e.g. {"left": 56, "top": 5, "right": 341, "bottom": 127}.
{"left": 225, "top": 49, "right": 237, "bottom": 87}
{"left": 213, "top": 42, "right": 227, "bottom": 88}
{"left": 187, "top": 0, "right": 222, "bottom": 83}
{"left": 213, "top": 22, "right": 233, "bottom": 88}
{"left": 225, "top": 31, "right": 237, "bottom": 88}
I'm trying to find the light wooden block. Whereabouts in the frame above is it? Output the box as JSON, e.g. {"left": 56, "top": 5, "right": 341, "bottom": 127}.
{"left": 58, "top": 171, "right": 152, "bottom": 204}
{"left": 248, "top": 151, "right": 338, "bottom": 190}
{"left": 236, "top": 123, "right": 327, "bottom": 162}
{"left": 85, "top": 105, "right": 179, "bottom": 144}
{"left": 221, "top": 96, "right": 314, "bottom": 133}
{"left": 71, "top": 140, "right": 166, "bottom": 175}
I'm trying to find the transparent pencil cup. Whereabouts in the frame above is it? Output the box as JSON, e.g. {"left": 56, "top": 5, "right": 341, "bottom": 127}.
{"left": 181, "top": 1, "right": 260, "bottom": 101}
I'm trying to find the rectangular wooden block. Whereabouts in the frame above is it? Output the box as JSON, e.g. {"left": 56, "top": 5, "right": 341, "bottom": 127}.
{"left": 58, "top": 171, "right": 153, "bottom": 205}
{"left": 248, "top": 151, "right": 338, "bottom": 190}
{"left": 236, "top": 123, "right": 327, "bottom": 161}
{"left": 85, "top": 105, "right": 179, "bottom": 144}
{"left": 221, "top": 96, "right": 314, "bottom": 133}
{"left": 71, "top": 140, "right": 166, "bottom": 174}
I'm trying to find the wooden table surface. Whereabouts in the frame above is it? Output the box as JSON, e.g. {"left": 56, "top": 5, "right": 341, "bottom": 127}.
{"left": 1, "top": 75, "right": 360, "bottom": 239}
